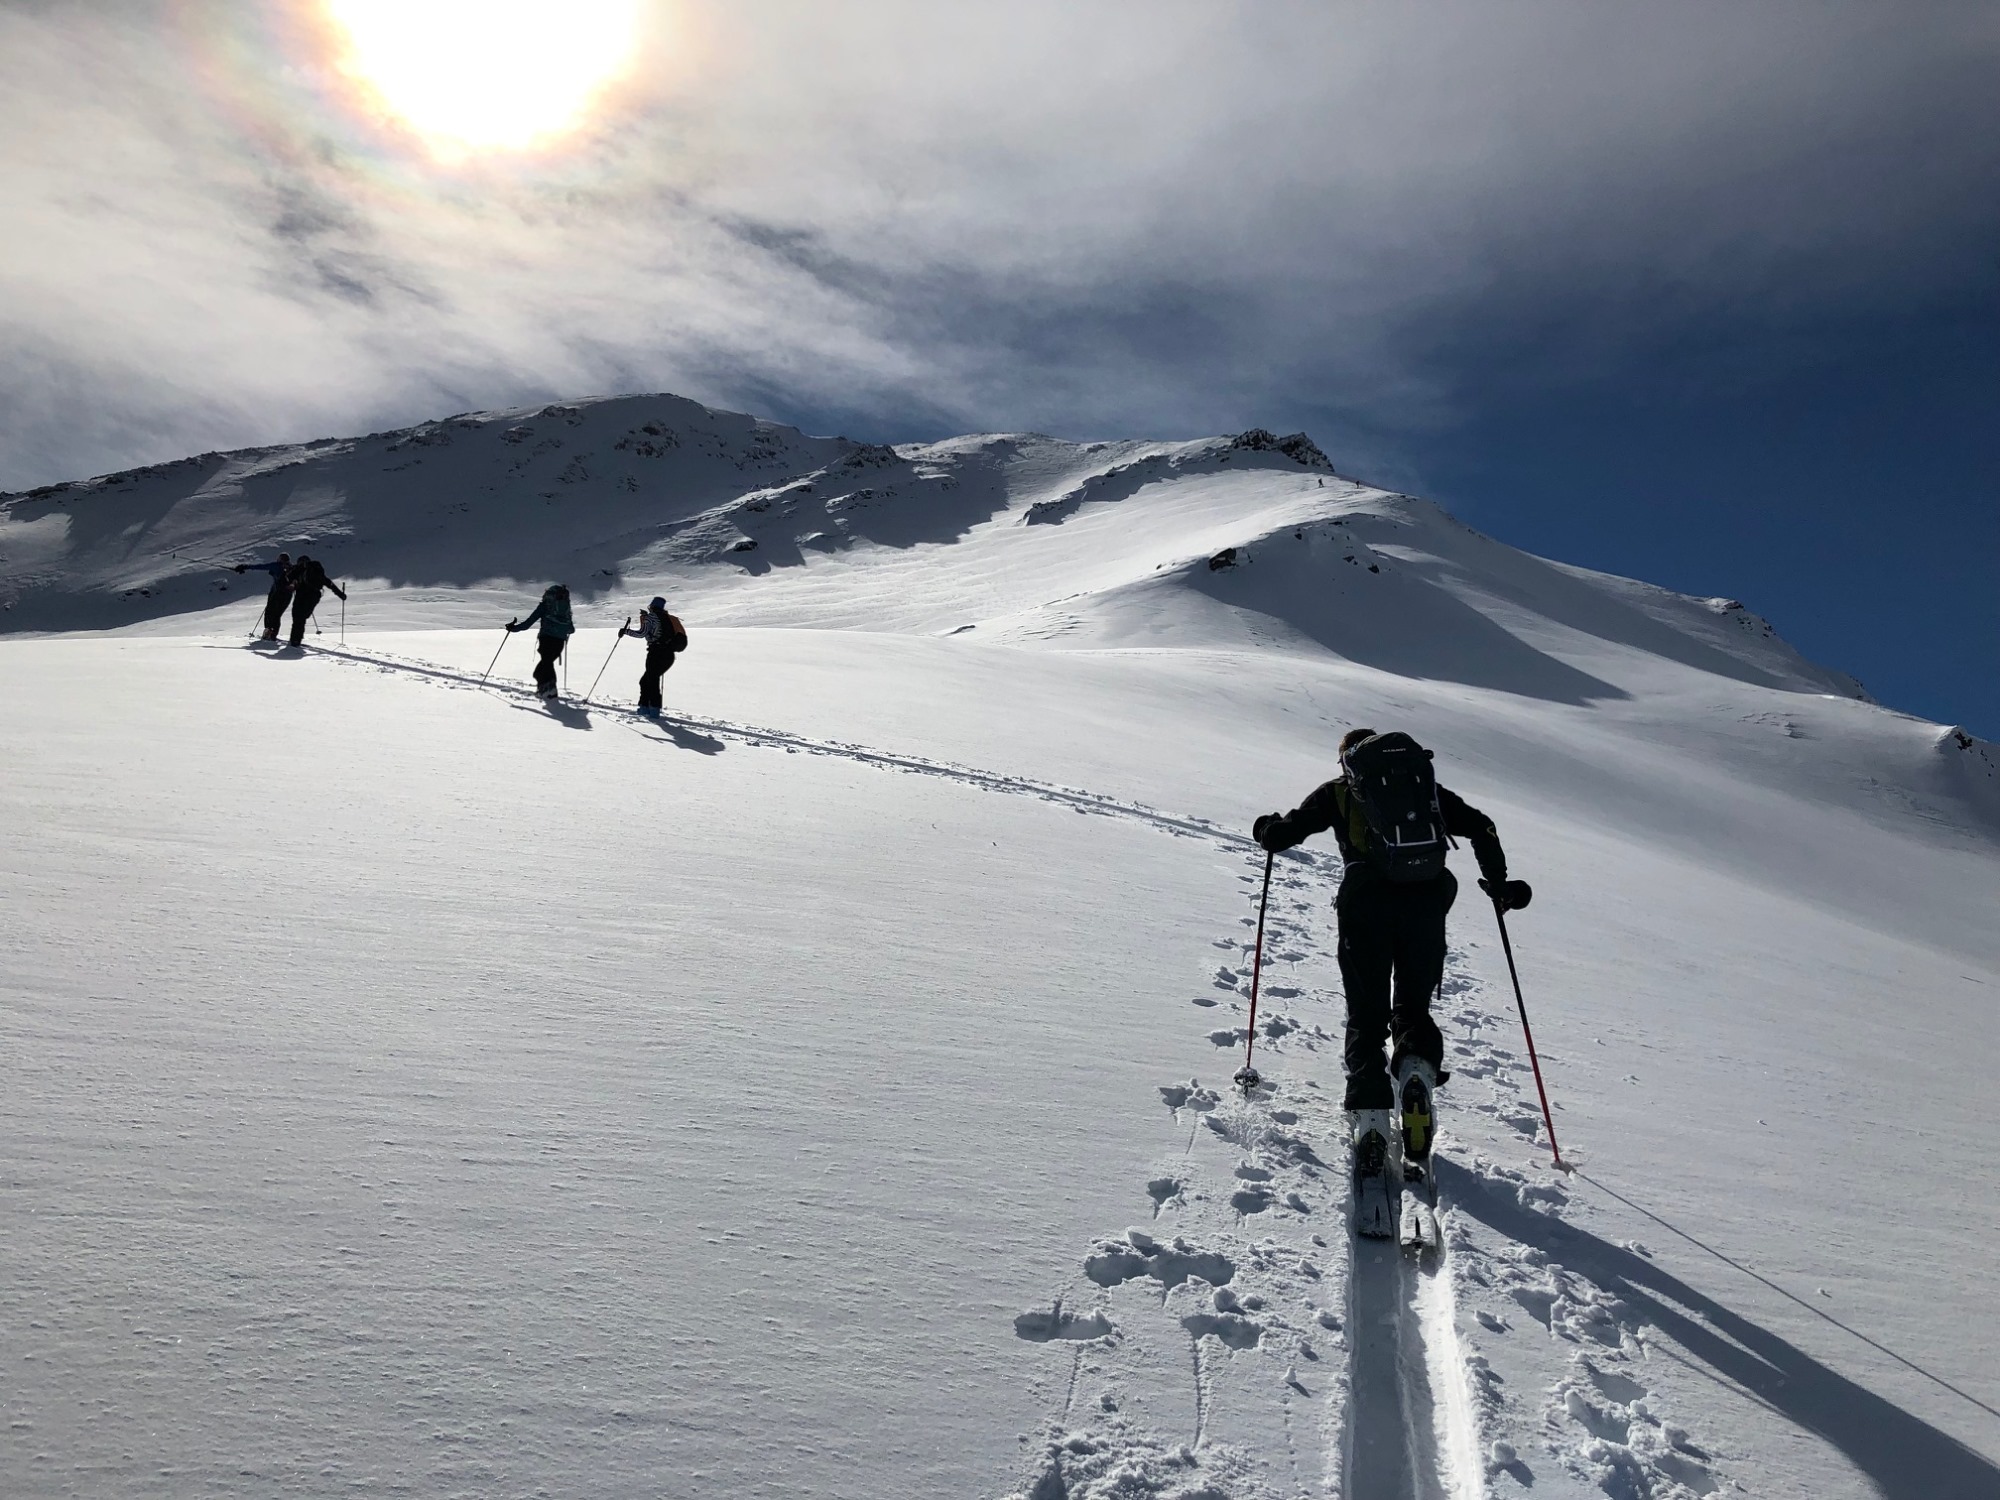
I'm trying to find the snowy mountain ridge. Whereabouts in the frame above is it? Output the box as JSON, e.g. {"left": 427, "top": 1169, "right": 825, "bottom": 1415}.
{"left": 0, "top": 391, "right": 1870, "bottom": 705}
{"left": 4, "top": 391, "right": 1999, "bottom": 1500}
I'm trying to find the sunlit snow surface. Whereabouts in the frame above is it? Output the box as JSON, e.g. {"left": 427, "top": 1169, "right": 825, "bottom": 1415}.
{"left": 3, "top": 400, "right": 1998, "bottom": 1498}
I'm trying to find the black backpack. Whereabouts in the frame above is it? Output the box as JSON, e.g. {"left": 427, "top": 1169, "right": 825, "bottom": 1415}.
{"left": 1339, "top": 731, "right": 1450, "bottom": 882}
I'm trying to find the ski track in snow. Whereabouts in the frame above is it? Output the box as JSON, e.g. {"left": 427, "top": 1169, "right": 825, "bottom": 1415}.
{"left": 229, "top": 636, "right": 1743, "bottom": 1499}
{"left": 270, "top": 634, "right": 1509, "bottom": 1498}
{"left": 292, "top": 638, "right": 1252, "bottom": 852}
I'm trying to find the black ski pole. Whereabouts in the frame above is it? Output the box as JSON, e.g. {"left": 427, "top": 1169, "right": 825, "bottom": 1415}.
{"left": 1492, "top": 901, "right": 1568, "bottom": 1169}
{"left": 585, "top": 620, "right": 628, "bottom": 703}
{"left": 480, "top": 628, "right": 510, "bottom": 684}
{"left": 1236, "top": 849, "right": 1275, "bottom": 1090}
{"left": 339, "top": 589, "right": 345, "bottom": 645}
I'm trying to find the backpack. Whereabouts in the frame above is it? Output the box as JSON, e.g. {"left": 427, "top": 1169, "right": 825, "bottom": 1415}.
{"left": 1338, "top": 731, "right": 1449, "bottom": 882}
{"left": 665, "top": 612, "right": 688, "bottom": 652}
{"left": 542, "top": 587, "right": 574, "bottom": 637}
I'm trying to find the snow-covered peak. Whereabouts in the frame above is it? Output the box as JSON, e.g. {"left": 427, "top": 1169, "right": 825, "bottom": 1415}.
{"left": 0, "top": 388, "right": 1866, "bottom": 710}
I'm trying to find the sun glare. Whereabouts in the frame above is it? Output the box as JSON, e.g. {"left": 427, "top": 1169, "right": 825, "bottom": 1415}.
{"left": 320, "top": 0, "right": 645, "bottom": 158}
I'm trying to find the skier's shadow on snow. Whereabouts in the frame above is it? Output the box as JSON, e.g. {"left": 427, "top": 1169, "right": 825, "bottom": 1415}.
{"left": 1435, "top": 1159, "right": 2000, "bottom": 1500}
{"left": 510, "top": 700, "right": 592, "bottom": 730}
{"left": 639, "top": 718, "right": 724, "bottom": 756}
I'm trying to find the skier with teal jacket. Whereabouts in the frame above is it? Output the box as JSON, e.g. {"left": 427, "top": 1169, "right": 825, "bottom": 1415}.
{"left": 506, "top": 584, "right": 574, "bottom": 698}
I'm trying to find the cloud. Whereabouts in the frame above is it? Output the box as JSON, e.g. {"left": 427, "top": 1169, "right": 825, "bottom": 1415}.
{"left": 2, "top": 0, "right": 1996, "bottom": 488}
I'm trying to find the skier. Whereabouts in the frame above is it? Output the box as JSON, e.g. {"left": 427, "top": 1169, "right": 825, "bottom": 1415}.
{"left": 234, "top": 552, "right": 294, "bottom": 640}
{"left": 285, "top": 554, "right": 346, "bottom": 647}
{"left": 617, "top": 596, "right": 686, "bottom": 716}
{"left": 1253, "top": 728, "right": 1532, "bottom": 1237}
{"left": 505, "top": 584, "right": 575, "bottom": 698}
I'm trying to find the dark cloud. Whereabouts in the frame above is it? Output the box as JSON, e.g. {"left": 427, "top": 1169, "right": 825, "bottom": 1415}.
{"left": 2, "top": 0, "right": 1996, "bottom": 486}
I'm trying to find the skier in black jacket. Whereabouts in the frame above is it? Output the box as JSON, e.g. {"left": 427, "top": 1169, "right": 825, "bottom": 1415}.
{"left": 234, "top": 553, "right": 293, "bottom": 640}
{"left": 285, "top": 555, "right": 346, "bottom": 646}
{"left": 1254, "top": 728, "right": 1530, "bottom": 1217}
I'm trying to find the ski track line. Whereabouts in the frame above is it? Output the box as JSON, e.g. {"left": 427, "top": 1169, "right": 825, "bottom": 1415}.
{"left": 293, "top": 639, "right": 1287, "bottom": 857}
{"left": 287, "top": 636, "right": 1494, "bottom": 1498}
{"left": 1249, "top": 842, "right": 1486, "bottom": 1500}
{"left": 1417, "top": 1256, "right": 1486, "bottom": 1500}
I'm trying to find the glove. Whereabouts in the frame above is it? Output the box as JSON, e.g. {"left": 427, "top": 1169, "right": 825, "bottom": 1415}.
{"left": 1252, "top": 814, "right": 1284, "bottom": 853}
{"left": 1479, "top": 877, "right": 1533, "bottom": 912}
{"left": 505, "top": 618, "right": 519, "bottom": 632}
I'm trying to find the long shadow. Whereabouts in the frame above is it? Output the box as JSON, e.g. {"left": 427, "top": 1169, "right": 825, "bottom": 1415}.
{"left": 509, "top": 700, "right": 592, "bottom": 730}
{"left": 1434, "top": 1158, "right": 2000, "bottom": 1500}
{"left": 641, "top": 716, "right": 725, "bottom": 756}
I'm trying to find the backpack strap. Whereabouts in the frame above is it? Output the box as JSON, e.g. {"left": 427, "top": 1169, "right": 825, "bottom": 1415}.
{"left": 1331, "top": 781, "right": 1372, "bottom": 856}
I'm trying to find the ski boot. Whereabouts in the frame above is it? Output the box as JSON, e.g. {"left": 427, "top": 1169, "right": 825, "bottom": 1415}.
{"left": 1350, "top": 1107, "right": 1394, "bottom": 1239}
{"left": 1394, "top": 1057, "right": 1438, "bottom": 1168}
{"left": 1393, "top": 1057, "right": 1442, "bottom": 1251}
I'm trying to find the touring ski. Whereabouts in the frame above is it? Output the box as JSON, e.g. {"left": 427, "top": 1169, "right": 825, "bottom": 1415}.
{"left": 1351, "top": 1109, "right": 1395, "bottom": 1239}
{"left": 1396, "top": 1060, "right": 1442, "bottom": 1252}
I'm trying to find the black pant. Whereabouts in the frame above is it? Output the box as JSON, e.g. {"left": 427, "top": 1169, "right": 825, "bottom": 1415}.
{"left": 534, "top": 635, "right": 566, "bottom": 694}
{"left": 288, "top": 589, "right": 321, "bottom": 646}
{"left": 638, "top": 643, "right": 675, "bottom": 708}
{"left": 262, "top": 586, "right": 292, "bottom": 635}
{"left": 1335, "top": 867, "right": 1456, "bottom": 1110}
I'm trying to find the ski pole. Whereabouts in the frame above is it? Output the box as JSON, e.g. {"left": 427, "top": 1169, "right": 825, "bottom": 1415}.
{"left": 339, "top": 590, "right": 345, "bottom": 645}
{"left": 1492, "top": 902, "right": 1567, "bottom": 1169}
{"left": 585, "top": 620, "right": 628, "bottom": 702}
{"left": 1236, "top": 849, "right": 1275, "bottom": 1090}
{"left": 480, "top": 628, "right": 510, "bottom": 684}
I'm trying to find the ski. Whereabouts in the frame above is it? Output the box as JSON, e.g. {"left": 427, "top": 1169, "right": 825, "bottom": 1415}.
{"left": 1395, "top": 1060, "right": 1442, "bottom": 1252}
{"left": 1398, "top": 1162, "right": 1441, "bottom": 1252}
{"left": 1354, "top": 1171, "right": 1396, "bottom": 1239}
{"left": 1351, "top": 1110, "right": 1396, "bottom": 1239}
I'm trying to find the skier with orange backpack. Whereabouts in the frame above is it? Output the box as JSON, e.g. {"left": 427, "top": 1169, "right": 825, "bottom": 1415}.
{"left": 618, "top": 596, "right": 687, "bottom": 716}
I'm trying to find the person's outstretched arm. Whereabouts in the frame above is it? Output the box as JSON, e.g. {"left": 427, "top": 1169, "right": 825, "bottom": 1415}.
{"left": 1253, "top": 779, "right": 1342, "bottom": 853}
{"left": 509, "top": 600, "right": 547, "bottom": 633}
{"left": 1438, "top": 785, "right": 1513, "bottom": 890}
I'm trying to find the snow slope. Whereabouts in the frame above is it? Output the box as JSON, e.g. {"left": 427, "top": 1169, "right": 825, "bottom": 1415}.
{"left": 3, "top": 396, "right": 1997, "bottom": 1499}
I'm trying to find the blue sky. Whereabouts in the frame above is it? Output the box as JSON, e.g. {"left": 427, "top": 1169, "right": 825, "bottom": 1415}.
{"left": 1368, "top": 296, "right": 2000, "bottom": 736}
{"left": 1, "top": 2, "right": 1994, "bottom": 731}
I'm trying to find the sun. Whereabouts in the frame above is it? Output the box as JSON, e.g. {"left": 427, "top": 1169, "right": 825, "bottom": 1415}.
{"left": 320, "top": 0, "right": 646, "bottom": 158}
